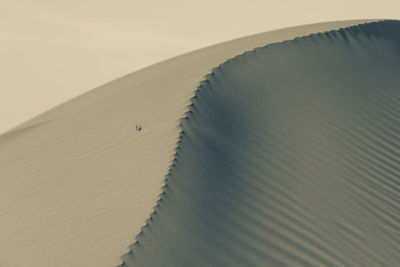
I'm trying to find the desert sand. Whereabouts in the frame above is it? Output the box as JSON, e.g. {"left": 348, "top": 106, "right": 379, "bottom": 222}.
{"left": 121, "top": 20, "right": 400, "bottom": 266}
{"left": 0, "top": 20, "right": 386, "bottom": 266}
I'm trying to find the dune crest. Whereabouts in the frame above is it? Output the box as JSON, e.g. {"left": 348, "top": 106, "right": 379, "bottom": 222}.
{"left": 121, "top": 20, "right": 400, "bottom": 266}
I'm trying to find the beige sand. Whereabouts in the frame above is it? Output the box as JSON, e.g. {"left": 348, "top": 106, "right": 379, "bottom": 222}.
{"left": 0, "top": 20, "right": 378, "bottom": 266}
{"left": 121, "top": 20, "right": 400, "bottom": 266}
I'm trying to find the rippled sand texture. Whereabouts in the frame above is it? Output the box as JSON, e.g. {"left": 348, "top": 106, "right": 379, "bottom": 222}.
{"left": 2, "top": 20, "right": 376, "bottom": 267}
{"left": 121, "top": 20, "right": 400, "bottom": 266}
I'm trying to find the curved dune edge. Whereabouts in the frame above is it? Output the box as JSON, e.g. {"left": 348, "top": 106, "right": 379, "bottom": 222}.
{"left": 0, "top": 20, "right": 383, "bottom": 267}
{"left": 120, "top": 20, "right": 400, "bottom": 266}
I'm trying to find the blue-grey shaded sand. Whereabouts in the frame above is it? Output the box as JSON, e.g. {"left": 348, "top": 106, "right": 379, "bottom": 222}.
{"left": 121, "top": 20, "right": 400, "bottom": 266}
{"left": 2, "top": 20, "right": 376, "bottom": 267}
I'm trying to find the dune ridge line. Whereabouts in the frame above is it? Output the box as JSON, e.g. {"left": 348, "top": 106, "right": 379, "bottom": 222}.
{"left": 120, "top": 20, "right": 400, "bottom": 266}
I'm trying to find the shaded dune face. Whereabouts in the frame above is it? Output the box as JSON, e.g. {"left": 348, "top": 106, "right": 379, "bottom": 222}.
{"left": 1, "top": 20, "right": 377, "bottom": 267}
{"left": 121, "top": 21, "right": 400, "bottom": 266}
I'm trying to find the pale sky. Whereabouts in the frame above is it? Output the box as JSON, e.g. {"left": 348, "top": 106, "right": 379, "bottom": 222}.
{"left": 1, "top": 0, "right": 400, "bottom": 134}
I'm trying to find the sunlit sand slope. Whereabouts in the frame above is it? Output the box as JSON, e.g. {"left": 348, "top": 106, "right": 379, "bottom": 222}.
{"left": 121, "top": 20, "right": 400, "bottom": 266}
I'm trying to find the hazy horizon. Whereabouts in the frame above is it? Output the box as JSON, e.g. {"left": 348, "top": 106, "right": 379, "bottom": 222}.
{"left": 2, "top": 0, "right": 400, "bottom": 133}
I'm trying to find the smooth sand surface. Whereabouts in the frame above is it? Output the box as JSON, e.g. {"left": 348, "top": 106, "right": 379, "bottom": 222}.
{"left": 4, "top": 0, "right": 400, "bottom": 135}
{"left": 121, "top": 20, "right": 400, "bottom": 266}
{"left": 0, "top": 20, "right": 379, "bottom": 266}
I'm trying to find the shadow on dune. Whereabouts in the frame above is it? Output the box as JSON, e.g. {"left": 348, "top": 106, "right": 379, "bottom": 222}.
{"left": 121, "top": 20, "right": 400, "bottom": 266}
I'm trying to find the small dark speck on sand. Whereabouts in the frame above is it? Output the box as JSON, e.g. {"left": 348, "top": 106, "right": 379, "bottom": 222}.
{"left": 136, "top": 124, "right": 142, "bottom": 132}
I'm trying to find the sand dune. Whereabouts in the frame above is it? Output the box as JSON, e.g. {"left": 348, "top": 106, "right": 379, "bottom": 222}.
{"left": 121, "top": 20, "right": 400, "bottom": 266}
{"left": 0, "top": 19, "right": 391, "bottom": 267}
